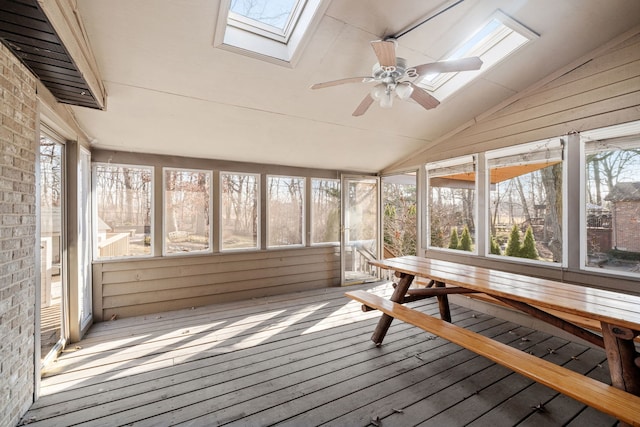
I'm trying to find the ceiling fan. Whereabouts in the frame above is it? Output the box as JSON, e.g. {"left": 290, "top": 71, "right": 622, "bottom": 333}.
{"left": 311, "top": 39, "right": 482, "bottom": 116}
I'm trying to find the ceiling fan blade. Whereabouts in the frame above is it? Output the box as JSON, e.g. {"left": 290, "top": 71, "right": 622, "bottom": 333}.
{"left": 413, "top": 57, "right": 483, "bottom": 78}
{"left": 311, "top": 77, "right": 372, "bottom": 90}
{"left": 408, "top": 82, "right": 440, "bottom": 110}
{"left": 371, "top": 40, "right": 396, "bottom": 67}
{"left": 352, "top": 94, "right": 374, "bottom": 116}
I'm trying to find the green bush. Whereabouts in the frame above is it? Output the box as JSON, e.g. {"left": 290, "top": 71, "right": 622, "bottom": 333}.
{"left": 490, "top": 235, "right": 501, "bottom": 255}
{"left": 505, "top": 225, "right": 522, "bottom": 257}
{"left": 520, "top": 226, "right": 539, "bottom": 259}
{"left": 448, "top": 228, "right": 459, "bottom": 249}
{"left": 458, "top": 225, "right": 472, "bottom": 252}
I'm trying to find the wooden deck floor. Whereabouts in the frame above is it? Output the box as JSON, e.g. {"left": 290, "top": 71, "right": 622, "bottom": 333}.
{"left": 21, "top": 282, "right": 618, "bottom": 426}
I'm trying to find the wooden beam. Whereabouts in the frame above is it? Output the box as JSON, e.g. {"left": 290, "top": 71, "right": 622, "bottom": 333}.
{"left": 406, "top": 287, "right": 479, "bottom": 296}
{"left": 434, "top": 281, "right": 451, "bottom": 323}
{"left": 493, "top": 295, "right": 605, "bottom": 348}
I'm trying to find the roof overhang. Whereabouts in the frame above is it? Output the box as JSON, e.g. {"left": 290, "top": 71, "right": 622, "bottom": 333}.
{"left": 0, "top": 0, "right": 106, "bottom": 109}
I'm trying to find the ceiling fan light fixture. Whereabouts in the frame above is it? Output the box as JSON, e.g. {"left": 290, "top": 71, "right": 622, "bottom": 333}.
{"left": 370, "top": 83, "right": 386, "bottom": 101}
{"left": 395, "top": 82, "right": 413, "bottom": 100}
{"left": 380, "top": 91, "right": 394, "bottom": 108}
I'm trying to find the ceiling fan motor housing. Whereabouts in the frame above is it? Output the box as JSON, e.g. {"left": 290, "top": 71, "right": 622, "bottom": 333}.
{"left": 372, "top": 57, "right": 408, "bottom": 84}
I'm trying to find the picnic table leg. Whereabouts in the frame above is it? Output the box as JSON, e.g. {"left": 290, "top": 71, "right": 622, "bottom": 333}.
{"left": 434, "top": 281, "right": 451, "bottom": 322}
{"left": 601, "top": 323, "right": 640, "bottom": 393}
{"left": 371, "top": 272, "right": 415, "bottom": 346}
{"left": 601, "top": 322, "right": 640, "bottom": 427}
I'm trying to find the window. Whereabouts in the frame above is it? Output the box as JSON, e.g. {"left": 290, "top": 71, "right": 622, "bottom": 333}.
{"left": 94, "top": 164, "right": 153, "bottom": 258}
{"left": 228, "top": 0, "right": 304, "bottom": 42}
{"left": 215, "top": 0, "right": 329, "bottom": 64}
{"left": 383, "top": 173, "right": 417, "bottom": 256}
{"left": 427, "top": 157, "right": 476, "bottom": 252}
{"left": 417, "top": 10, "right": 537, "bottom": 101}
{"left": 163, "top": 168, "right": 212, "bottom": 255}
{"left": 487, "top": 139, "right": 564, "bottom": 264}
{"left": 582, "top": 122, "right": 640, "bottom": 278}
{"left": 221, "top": 172, "right": 260, "bottom": 250}
{"left": 311, "top": 178, "right": 340, "bottom": 244}
{"left": 267, "top": 175, "right": 305, "bottom": 247}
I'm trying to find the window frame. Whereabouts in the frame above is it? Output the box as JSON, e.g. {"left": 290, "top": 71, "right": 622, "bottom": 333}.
{"left": 579, "top": 121, "right": 640, "bottom": 279}
{"left": 162, "top": 167, "right": 213, "bottom": 257}
{"left": 417, "top": 10, "right": 538, "bottom": 101}
{"left": 92, "top": 162, "right": 155, "bottom": 260}
{"left": 485, "top": 138, "right": 567, "bottom": 267}
{"left": 310, "top": 177, "right": 340, "bottom": 246}
{"left": 266, "top": 174, "right": 306, "bottom": 249}
{"left": 426, "top": 155, "right": 478, "bottom": 255}
{"left": 219, "top": 171, "right": 261, "bottom": 252}
{"left": 214, "top": 0, "right": 330, "bottom": 65}
{"left": 227, "top": 0, "right": 306, "bottom": 44}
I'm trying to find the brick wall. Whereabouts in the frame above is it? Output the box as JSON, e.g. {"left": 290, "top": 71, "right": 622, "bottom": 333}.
{"left": 613, "top": 201, "right": 640, "bottom": 253}
{"left": 0, "top": 42, "right": 38, "bottom": 427}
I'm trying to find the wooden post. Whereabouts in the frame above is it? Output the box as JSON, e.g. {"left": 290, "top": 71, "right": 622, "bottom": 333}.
{"left": 371, "top": 272, "right": 414, "bottom": 346}
{"left": 434, "top": 281, "right": 451, "bottom": 323}
{"left": 602, "top": 322, "right": 640, "bottom": 427}
{"left": 601, "top": 322, "right": 640, "bottom": 396}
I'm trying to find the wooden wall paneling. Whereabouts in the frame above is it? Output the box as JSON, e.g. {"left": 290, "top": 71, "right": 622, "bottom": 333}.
{"left": 101, "top": 277, "right": 339, "bottom": 319}
{"left": 92, "top": 262, "right": 104, "bottom": 321}
{"left": 95, "top": 246, "right": 341, "bottom": 319}
{"left": 101, "top": 250, "right": 338, "bottom": 285}
{"left": 446, "top": 89, "right": 640, "bottom": 155}
{"left": 101, "top": 253, "right": 340, "bottom": 297}
{"left": 102, "top": 266, "right": 339, "bottom": 309}
{"left": 459, "top": 59, "right": 640, "bottom": 142}
{"left": 441, "top": 61, "right": 640, "bottom": 152}
{"left": 97, "top": 245, "right": 337, "bottom": 274}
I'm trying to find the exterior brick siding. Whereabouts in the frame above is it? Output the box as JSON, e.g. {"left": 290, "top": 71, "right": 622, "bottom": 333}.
{"left": 612, "top": 201, "right": 640, "bottom": 253}
{"left": 0, "top": 42, "right": 38, "bottom": 427}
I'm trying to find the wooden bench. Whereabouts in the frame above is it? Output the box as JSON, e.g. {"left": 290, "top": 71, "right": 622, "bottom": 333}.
{"left": 346, "top": 289, "right": 640, "bottom": 426}
{"left": 354, "top": 256, "right": 640, "bottom": 426}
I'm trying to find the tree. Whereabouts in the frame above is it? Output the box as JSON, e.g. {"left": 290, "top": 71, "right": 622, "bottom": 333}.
{"left": 430, "top": 217, "right": 444, "bottom": 248}
{"left": 541, "top": 163, "right": 563, "bottom": 261}
{"left": 448, "top": 228, "right": 459, "bottom": 249}
{"left": 520, "top": 226, "right": 539, "bottom": 259}
{"left": 587, "top": 148, "right": 640, "bottom": 205}
{"left": 383, "top": 181, "right": 417, "bottom": 256}
{"left": 490, "top": 235, "right": 502, "bottom": 255}
{"left": 515, "top": 176, "right": 532, "bottom": 224}
{"left": 458, "top": 225, "right": 472, "bottom": 251}
{"left": 505, "top": 225, "right": 522, "bottom": 257}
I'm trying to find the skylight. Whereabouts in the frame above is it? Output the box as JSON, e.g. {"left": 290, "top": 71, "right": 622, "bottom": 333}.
{"left": 228, "top": 0, "right": 303, "bottom": 43}
{"left": 215, "top": 0, "right": 329, "bottom": 66}
{"left": 417, "top": 10, "right": 538, "bottom": 100}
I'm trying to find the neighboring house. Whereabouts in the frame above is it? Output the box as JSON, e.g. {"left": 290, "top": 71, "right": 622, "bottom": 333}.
{"left": 605, "top": 182, "right": 640, "bottom": 253}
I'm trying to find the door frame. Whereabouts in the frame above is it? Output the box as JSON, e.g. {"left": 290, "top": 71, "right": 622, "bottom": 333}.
{"left": 340, "top": 174, "right": 381, "bottom": 285}
{"left": 38, "top": 129, "right": 69, "bottom": 370}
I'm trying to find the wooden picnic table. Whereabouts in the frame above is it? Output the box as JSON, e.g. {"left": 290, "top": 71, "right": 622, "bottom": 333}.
{"left": 346, "top": 256, "right": 640, "bottom": 426}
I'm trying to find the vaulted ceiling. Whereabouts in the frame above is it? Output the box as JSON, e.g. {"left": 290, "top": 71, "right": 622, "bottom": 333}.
{"left": 69, "top": 0, "right": 640, "bottom": 173}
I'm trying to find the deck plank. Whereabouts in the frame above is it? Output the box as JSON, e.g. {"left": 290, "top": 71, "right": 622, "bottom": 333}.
{"left": 22, "top": 282, "right": 618, "bottom": 427}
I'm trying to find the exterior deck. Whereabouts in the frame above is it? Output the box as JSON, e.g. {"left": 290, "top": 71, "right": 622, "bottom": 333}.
{"left": 22, "top": 283, "right": 617, "bottom": 426}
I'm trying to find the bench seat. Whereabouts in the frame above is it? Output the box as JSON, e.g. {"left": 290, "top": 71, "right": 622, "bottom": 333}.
{"left": 346, "top": 289, "right": 640, "bottom": 426}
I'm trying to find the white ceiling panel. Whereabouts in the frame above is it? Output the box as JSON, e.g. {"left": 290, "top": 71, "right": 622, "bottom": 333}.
{"left": 71, "top": 0, "right": 640, "bottom": 172}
